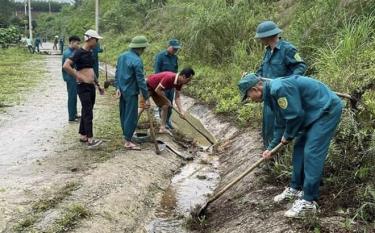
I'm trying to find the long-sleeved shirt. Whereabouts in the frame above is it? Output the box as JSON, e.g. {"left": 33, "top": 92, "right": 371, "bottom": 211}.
{"left": 154, "top": 49, "right": 178, "bottom": 73}
{"left": 62, "top": 47, "right": 75, "bottom": 82}
{"left": 256, "top": 40, "right": 307, "bottom": 79}
{"left": 115, "top": 49, "right": 149, "bottom": 99}
{"left": 265, "top": 75, "right": 342, "bottom": 150}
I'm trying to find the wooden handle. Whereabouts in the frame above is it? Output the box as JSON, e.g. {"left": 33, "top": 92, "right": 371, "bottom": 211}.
{"left": 147, "top": 108, "right": 161, "bottom": 154}
{"left": 207, "top": 143, "right": 284, "bottom": 205}
{"left": 172, "top": 106, "right": 216, "bottom": 144}
{"left": 335, "top": 91, "right": 353, "bottom": 100}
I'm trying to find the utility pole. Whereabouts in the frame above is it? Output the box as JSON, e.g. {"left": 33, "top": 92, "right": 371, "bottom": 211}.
{"left": 49, "top": 0, "right": 52, "bottom": 14}
{"left": 24, "top": 0, "right": 27, "bottom": 35}
{"left": 95, "top": 0, "right": 99, "bottom": 32}
{"left": 28, "top": 0, "right": 32, "bottom": 40}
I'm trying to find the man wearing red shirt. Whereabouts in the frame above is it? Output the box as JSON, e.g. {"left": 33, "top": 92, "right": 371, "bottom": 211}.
{"left": 147, "top": 67, "right": 195, "bottom": 134}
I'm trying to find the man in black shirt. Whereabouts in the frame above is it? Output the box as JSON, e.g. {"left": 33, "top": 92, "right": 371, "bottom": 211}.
{"left": 63, "top": 29, "right": 105, "bottom": 149}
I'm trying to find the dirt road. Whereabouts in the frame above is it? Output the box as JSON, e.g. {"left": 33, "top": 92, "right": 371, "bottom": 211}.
{"left": 0, "top": 44, "right": 189, "bottom": 233}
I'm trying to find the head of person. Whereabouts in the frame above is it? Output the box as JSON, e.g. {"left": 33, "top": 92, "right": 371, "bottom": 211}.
{"left": 255, "top": 21, "right": 282, "bottom": 46}
{"left": 238, "top": 73, "right": 263, "bottom": 103}
{"left": 68, "top": 35, "right": 81, "bottom": 49}
{"left": 83, "top": 29, "right": 102, "bottom": 49}
{"left": 167, "top": 39, "right": 181, "bottom": 55}
{"left": 128, "top": 35, "right": 149, "bottom": 55}
{"left": 178, "top": 67, "right": 195, "bottom": 85}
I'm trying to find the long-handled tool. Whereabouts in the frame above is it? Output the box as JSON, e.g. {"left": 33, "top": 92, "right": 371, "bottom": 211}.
{"left": 172, "top": 106, "right": 216, "bottom": 145}
{"left": 147, "top": 108, "right": 161, "bottom": 155}
{"left": 196, "top": 142, "right": 284, "bottom": 217}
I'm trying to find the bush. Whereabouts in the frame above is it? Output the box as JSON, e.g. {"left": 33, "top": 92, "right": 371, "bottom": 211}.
{"left": 0, "top": 26, "right": 19, "bottom": 48}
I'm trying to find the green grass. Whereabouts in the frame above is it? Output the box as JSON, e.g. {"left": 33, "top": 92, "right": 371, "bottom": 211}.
{"left": 12, "top": 182, "right": 79, "bottom": 232}
{"left": 0, "top": 47, "right": 44, "bottom": 107}
{"left": 47, "top": 204, "right": 91, "bottom": 233}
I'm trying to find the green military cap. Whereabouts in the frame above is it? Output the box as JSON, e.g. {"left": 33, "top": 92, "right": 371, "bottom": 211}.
{"left": 129, "top": 35, "right": 149, "bottom": 48}
{"left": 238, "top": 73, "right": 261, "bottom": 102}
{"left": 255, "top": 21, "right": 282, "bottom": 39}
{"left": 168, "top": 38, "right": 181, "bottom": 49}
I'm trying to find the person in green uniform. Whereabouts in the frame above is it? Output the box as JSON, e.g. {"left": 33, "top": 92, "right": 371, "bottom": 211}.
{"left": 254, "top": 21, "right": 307, "bottom": 148}
{"left": 59, "top": 36, "right": 65, "bottom": 55}
{"left": 115, "top": 36, "right": 150, "bottom": 150}
{"left": 92, "top": 42, "right": 103, "bottom": 79}
{"left": 34, "top": 35, "right": 42, "bottom": 53}
{"left": 62, "top": 35, "right": 81, "bottom": 122}
{"left": 154, "top": 39, "right": 181, "bottom": 129}
{"left": 238, "top": 74, "right": 343, "bottom": 218}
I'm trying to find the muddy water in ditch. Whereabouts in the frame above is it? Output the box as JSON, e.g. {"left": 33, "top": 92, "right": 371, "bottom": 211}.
{"left": 146, "top": 112, "right": 220, "bottom": 233}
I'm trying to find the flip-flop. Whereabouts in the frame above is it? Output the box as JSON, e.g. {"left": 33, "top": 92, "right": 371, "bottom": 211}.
{"left": 124, "top": 145, "right": 141, "bottom": 151}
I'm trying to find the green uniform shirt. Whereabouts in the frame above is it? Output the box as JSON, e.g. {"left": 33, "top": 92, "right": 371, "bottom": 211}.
{"left": 154, "top": 49, "right": 178, "bottom": 73}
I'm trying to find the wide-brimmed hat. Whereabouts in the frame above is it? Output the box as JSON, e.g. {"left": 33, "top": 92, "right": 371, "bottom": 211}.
{"left": 255, "top": 21, "right": 282, "bottom": 39}
{"left": 129, "top": 35, "right": 149, "bottom": 48}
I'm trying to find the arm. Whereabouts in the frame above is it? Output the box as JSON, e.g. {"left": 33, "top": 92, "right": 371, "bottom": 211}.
{"left": 275, "top": 85, "right": 305, "bottom": 140}
{"left": 153, "top": 54, "right": 162, "bottom": 73}
{"left": 285, "top": 47, "right": 307, "bottom": 75}
{"left": 256, "top": 62, "right": 264, "bottom": 76}
{"left": 174, "top": 90, "right": 183, "bottom": 112}
{"left": 256, "top": 51, "right": 267, "bottom": 76}
{"left": 135, "top": 60, "right": 149, "bottom": 100}
{"left": 114, "top": 56, "right": 121, "bottom": 90}
{"left": 267, "top": 112, "right": 285, "bottom": 150}
{"left": 175, "top": 56, "right": 179, "bottom": 72}
{"left": 62, "top": 59, "right": 78, "bottom": 79}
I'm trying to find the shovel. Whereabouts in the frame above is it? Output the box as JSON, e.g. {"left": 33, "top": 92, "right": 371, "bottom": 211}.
{"left": 196, "top": 142, "right": 284, "bottom": 218}
{"left": 172, "top": 106, "right": 216, "bottom": 145}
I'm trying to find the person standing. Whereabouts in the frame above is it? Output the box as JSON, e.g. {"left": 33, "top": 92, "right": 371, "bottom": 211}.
{"left": 59, "top": 36, "right": 65, "bottom": 55}
{"left": 63, "top": 30, "right": 105, "bottom": 148}
{"left": 53, "top": 35, "right": 58, "bottom": 50}
{"left": 34, "top": 35, "right": 42, "bottom": 53}
{"left": 62, "top": 35, "right": 81, "bottom": 122}
{"left": 92, "top": 42, "right": 103, "bottom": 80}
{"left": 254, "top": 21, "right": 307, "bottom": 148}
{"left": 154, "top": 39, "right": 181, "bottom": 129}
{"left": 238, "top": 74, "right": 342, "bottom": 218}
{"left": 115, "top": 36, "right": 150, "bottom": 150}
{"left": 25, "top": 36, "right": 33, "bottom": 54}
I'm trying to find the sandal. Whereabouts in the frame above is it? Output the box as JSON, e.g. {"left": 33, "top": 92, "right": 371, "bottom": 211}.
{"left": 124, "top": 143, "right": 141, "bottom": 151}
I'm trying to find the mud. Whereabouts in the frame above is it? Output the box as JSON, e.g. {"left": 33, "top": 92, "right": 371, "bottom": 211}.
{"left": 146, "top": 151, "right": 220, "bottom": 233}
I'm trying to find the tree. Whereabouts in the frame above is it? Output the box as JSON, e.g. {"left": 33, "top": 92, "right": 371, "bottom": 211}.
{"left": 0, "top": 0, "right": 13, "bottom": 27}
